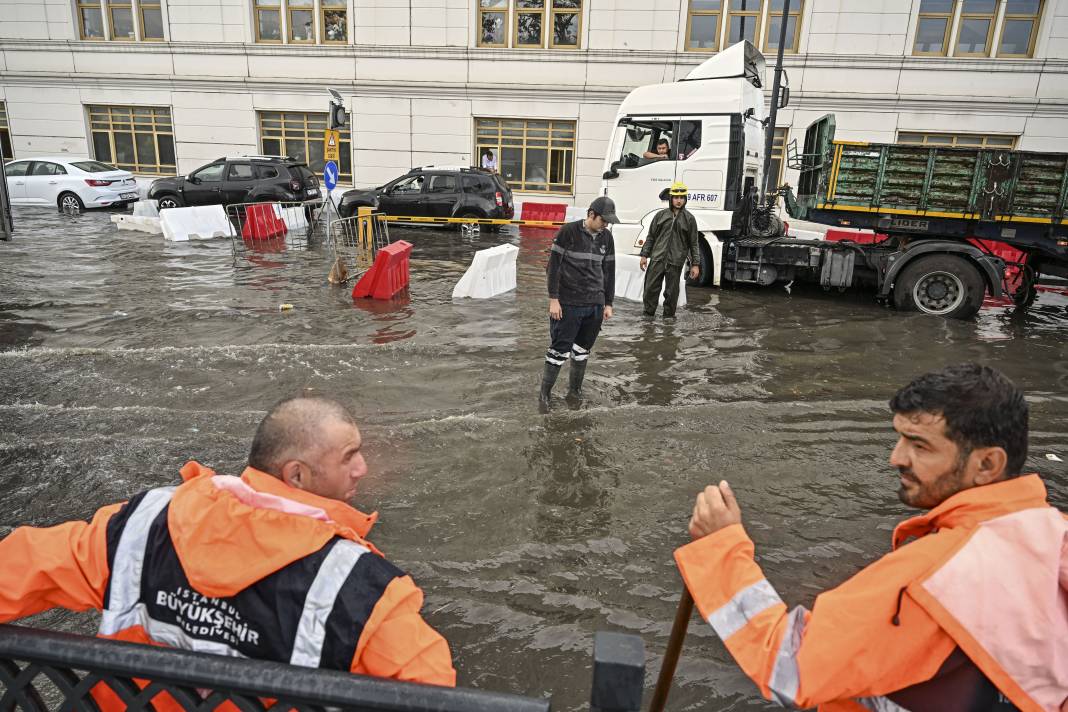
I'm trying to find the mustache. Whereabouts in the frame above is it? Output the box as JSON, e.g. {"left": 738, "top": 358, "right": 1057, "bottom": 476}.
{"left": 897, "top": 466, "right": 917, "bottom": 482}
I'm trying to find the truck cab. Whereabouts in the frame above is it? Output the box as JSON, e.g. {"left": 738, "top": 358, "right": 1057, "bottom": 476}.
{"left": 601, "top": 41, "right": 767, "bottom": 286}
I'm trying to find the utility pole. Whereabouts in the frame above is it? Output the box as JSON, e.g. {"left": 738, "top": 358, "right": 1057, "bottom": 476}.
{"left": 760, "top": 0, "right": 790, "bottom": 203}
{"left": 0, "top": 158, "right": 12, "bottom": 241}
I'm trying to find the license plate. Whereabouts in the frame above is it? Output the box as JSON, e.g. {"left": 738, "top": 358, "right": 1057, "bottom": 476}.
{"left": 121, "top": 192, "right": 138, "bottom": 199}
{"left": 307, "top": 189, "right": 320, "bottom": 197}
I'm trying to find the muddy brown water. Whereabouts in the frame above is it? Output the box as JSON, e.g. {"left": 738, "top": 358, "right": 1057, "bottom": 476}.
{"left": 1, "top": 206, "right": 1066, "bottom": 710}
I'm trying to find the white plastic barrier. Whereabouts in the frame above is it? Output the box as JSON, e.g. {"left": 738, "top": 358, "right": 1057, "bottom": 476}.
{"left": 452, "top": 243, "right": 519, "bottom": 299}
{"left": 132, "top": 200, "right": 159, "bottom": 218}
{"left": 614, "top": 253, "right": 687, "bottom": 307}
{"left": 160, "top": 205, "right": 231, "bottom": 242}
{"left": 111, "top": 214, "right": 163, "bottom": 235}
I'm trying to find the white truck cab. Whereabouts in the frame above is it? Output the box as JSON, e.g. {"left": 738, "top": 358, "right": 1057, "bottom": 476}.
{"left": 600, "top": 41, "right": 768, "bottom": 286}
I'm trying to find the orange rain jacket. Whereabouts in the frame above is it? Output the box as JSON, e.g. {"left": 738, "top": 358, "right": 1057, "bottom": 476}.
{"left": 0, "top": 461, "right": 456, "bottom": 690}
{"left": 675, "top": 475, "right": 1068, "bottom": 711}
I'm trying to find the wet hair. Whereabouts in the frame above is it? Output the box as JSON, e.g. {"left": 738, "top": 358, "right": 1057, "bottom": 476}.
{"left": 889, "top": 363, "right": 1029, "bottom": 476}
{"left": 248, "top": 396, "right": 356, "bottom": 475}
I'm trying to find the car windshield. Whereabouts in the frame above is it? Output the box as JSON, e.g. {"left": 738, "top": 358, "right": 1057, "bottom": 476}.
{"left": 71, "top": 161, "right": 121, "bottom": 173}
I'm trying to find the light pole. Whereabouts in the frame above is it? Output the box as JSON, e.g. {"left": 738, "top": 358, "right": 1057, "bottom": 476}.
{"left": 760, "top": 0, "right": 790, "bottom": 203}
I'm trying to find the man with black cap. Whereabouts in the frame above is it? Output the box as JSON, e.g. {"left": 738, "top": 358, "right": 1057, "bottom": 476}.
{"left": 541, "top": 196, "right": 619, "bottom": 407}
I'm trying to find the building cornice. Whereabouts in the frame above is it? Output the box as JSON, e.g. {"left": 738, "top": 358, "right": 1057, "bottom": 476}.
{"left": 2, "top": 38, "right": 1068, "bottom": 73}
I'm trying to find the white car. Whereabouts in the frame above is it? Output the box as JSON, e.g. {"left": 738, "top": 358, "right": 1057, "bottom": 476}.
{"left": 3, "top": 156, "right": 139, "bottom": 211}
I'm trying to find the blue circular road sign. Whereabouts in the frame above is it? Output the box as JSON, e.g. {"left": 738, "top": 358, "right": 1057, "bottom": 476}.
{"left": 323, "top": 161, "right": 339, "bottom": 191}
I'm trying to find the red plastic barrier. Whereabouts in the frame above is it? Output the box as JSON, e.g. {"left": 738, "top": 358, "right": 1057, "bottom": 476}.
{"left": 242, "top": 203, "right": 288, "bottom": 240}
{"left": 520, "top": 201, "right": 567, "bottom": 224}
{"left": 823, "top": 227, "right": 888, "bottom": 245}
{"left": 352, "top": 240, "right": 412, "bottom": 300}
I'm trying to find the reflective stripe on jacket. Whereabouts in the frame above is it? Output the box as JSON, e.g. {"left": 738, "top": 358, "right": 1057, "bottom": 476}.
{"left": 674, "top": 475, "right": 1067, "bottom": 711}
{"left": 0, "top": 462, "right": 456, "bottom": 698}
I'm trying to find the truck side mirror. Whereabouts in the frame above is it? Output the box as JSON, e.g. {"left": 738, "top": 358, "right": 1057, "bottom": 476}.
{"left": 603, "top": 161, "right": 621, "bottom": 179}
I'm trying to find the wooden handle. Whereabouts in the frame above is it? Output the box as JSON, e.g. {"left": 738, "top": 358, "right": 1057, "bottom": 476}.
{"left": 648, "top": 587, "right": 695, "bottom": 712}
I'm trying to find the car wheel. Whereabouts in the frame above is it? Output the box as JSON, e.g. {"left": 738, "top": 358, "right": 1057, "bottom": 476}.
{"left": 456, "top": 210, "right": 481, "bottom": 231}
{"left": 157, "top": 195, "right": 184, "bottom": 210}
{"left": 57, "top": 192, "right": 85, "bottom": 213}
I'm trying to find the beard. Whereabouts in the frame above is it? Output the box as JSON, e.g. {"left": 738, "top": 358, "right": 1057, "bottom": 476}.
{"left": 897, "top": 459, "right": 969, "bottom": 509}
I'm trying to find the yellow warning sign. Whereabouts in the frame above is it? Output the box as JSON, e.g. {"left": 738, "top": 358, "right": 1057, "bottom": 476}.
{"left": 324, "top": 129, "right": 340, "bottom": 162}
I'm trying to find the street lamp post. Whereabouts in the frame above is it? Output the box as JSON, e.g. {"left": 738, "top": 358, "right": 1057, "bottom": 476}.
{"left": 760, "top": 0, "right": 791, "bottom": 203}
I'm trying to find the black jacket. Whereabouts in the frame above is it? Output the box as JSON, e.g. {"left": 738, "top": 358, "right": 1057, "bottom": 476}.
{"left": 546, "top": 220, "right": 615, "bottom": 306}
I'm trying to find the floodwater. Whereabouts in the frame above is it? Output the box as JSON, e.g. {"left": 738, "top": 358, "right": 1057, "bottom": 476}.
{"left": 1, "top": 206, "right": 1066, "bottom": 711}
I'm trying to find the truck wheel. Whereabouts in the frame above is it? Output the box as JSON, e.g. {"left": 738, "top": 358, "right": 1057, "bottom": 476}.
{"left": 893, "top": 254, "right": 985, "bottom": 319}
{"left": 687, "top": 237, "right": 714, "bottom": 287}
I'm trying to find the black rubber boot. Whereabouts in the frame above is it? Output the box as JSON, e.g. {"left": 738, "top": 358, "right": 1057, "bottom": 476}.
{"left": 539, "top": 362, "right": 561, "bottom": 409}
{"left": 567, "top": 360, "right": 588, "bottom": 398}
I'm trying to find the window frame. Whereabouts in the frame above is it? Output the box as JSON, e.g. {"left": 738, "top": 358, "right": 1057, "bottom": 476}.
{"left": 762, "top": 0, "right": 803, "bottom": 54}
{"left": 513, "top": 0, "right": 546, "bottom": 48}
{"left": 996, "top": 0, "right": 1043, "bottom": 57}
{"left": 287, "top": 0, "right": 316, "bottom": 43}
{"left": 320, "top": 0, "right": 348, "bottom": 43}
{"left": 548, "top": 0, "right": 581, "bottom": 49}
{"left": 477, "top": 0, "right": 509, "bottom": 47}
{"left": 725, "top": 0, "right": 762, "bottom": 47}
{"left": 87, "top": 104, "right": 177, "bottom": 176}
{"left": 685, "top": 0, "right": 723, "bottom": 52}
{"left": 254, "top": 0, "right": 285, "bottom": 43}
{"left": 107, "top": 0, "right": 136, "bottom": 41}
{"left": 953, "top": 0, "right": 997, "bottom": 57}
{"left": 0, "top": 102, "right": 12, "bottom": 162}
{"left": 475, "top": 117, "right": 576, "bottom": 195}
{"left": 138, "top": 0, "right": 165, "bottom": 40}
{"left": 912, "top": 0, "right": 955, "bottom": 56}
{"left": 77, "top": 0, "right": 106, "bottom": 40}
{"left": 258, "top": 111, "right": 352, "bottom": 184}
{"left": 897, "top": 131, "right": 1018, "bottom": 149}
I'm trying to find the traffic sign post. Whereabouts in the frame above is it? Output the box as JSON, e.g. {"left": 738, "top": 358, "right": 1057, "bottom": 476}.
{"left": 322, "top": 160, "right": 340, "bottom": 247}
{"left": 323, "top": 161, "right": 339, "bottom": 191}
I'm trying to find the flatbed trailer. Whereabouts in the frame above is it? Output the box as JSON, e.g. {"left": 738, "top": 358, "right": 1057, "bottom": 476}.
{"left": 773, "top": 115, "right": 1068, "bottom": 315}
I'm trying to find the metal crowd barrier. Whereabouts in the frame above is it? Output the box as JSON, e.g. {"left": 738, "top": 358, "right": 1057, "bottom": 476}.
{"left": 329, "top": 209, "right": 393, "bottom": 281}
{"left": 0, "top": 625, "right": 645, "bottom": 712}
{"left": 378, "top": 216, "right": 562, "bottom": 228}
{"left": 225, "top": 200, "right": 325, "bottom": 258}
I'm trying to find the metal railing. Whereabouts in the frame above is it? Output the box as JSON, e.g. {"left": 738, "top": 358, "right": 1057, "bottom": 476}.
{"left": 225, "top": 201, "right": 325, "bottom": 259}
{"left": 0, "top": 625, "right": 644, "bottom": 712}
{"left": 328, "top": 209, "right": 393, "bottom": 282}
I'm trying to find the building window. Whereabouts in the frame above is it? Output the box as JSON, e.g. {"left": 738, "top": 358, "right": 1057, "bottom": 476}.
{"left": 254, "top": 0, "right": 349, "bottom": 43}
{"left": 78, "top": 0, "right": 105, "bottom": 39}
{"left": 321, "top": 0, "right": 348, "bottom": 42}
{"left": 685, "top": 0, "right": 803, "bottom": 53}
{"left": 477, "top": 0, "right": 582, "bottom": 48}
{"left": 88, "top": 105, "right": 177, "bottom": 175}
{"left": 476, "top": 118, "right": 575, "bottom": 194}
{"left": 898, "top": 131, "right": 1017, "bottom": 148}
{"left": 78, "top": 0, "right": 164, "bottom": 40}
{"left": 998, "top": 0, "right": 1042, "bottom": 56}
{"left": 259, "top": 111, "right": 352, "bottom": 183}
{"left": 1, "top": 103, "right": 13, "bottom": 162}
{"left": 912, "top": 0, "right": 1043, "bottom": 58}
{"left": 768, "top": 126, "right": 787, "bottom": 188}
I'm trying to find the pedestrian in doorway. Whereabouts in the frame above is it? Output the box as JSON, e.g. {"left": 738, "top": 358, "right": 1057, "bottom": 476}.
{"left": 675, "top": 363, "right": 1067, "bottom": 710}
{"left": 640, "top": 182, "right": 700, "bottom": 318}
{"left": 480, "top": 148, "right": 497, "bottom": 172}
{"left": 541, "top": 196, "right": 618, "bottom": 407}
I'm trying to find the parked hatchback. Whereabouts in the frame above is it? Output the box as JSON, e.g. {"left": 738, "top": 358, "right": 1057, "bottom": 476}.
{"left": 4, "top": 157, "right": 138, "bottom": 212}
{"left": 338, "top": 166, "right": 513, "bottom": 222}
{"left": 148, "top": 156, "right": 320, "bottom": 209}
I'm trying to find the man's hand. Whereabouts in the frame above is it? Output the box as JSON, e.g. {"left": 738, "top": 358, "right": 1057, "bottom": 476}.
{"left": 640, "top": 257, "right": 648, "bottom": 271}
{"left": 549, "top": 298, "right": 563, "bottom": 320}
{"left": 688, "top": 481, "right": 742, "bottom": 540}
{"left": 689, "top": 265, "right": 699, "bottom": 280}
{"left": 604, "top": 305, "right": 613, "bottom": 319}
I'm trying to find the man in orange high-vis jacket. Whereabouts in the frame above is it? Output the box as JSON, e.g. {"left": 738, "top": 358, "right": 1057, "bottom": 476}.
{"left": 676, "top": 364, "right": 1068, "bottom": 712}
{"left": 0, "top": 396, "right": 456, "bottom": 699}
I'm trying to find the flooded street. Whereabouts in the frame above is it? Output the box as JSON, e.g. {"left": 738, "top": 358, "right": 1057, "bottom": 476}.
{"left": 2, "top": 206, "right": 1066, "bottom": 710}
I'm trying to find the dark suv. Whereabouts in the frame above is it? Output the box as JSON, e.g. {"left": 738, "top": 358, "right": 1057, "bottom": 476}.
{"left": 338, "top": 167, "right": 513, "bottom": 222}
{"left": 148, "top": 156, "right": 321, "bottom": 209}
